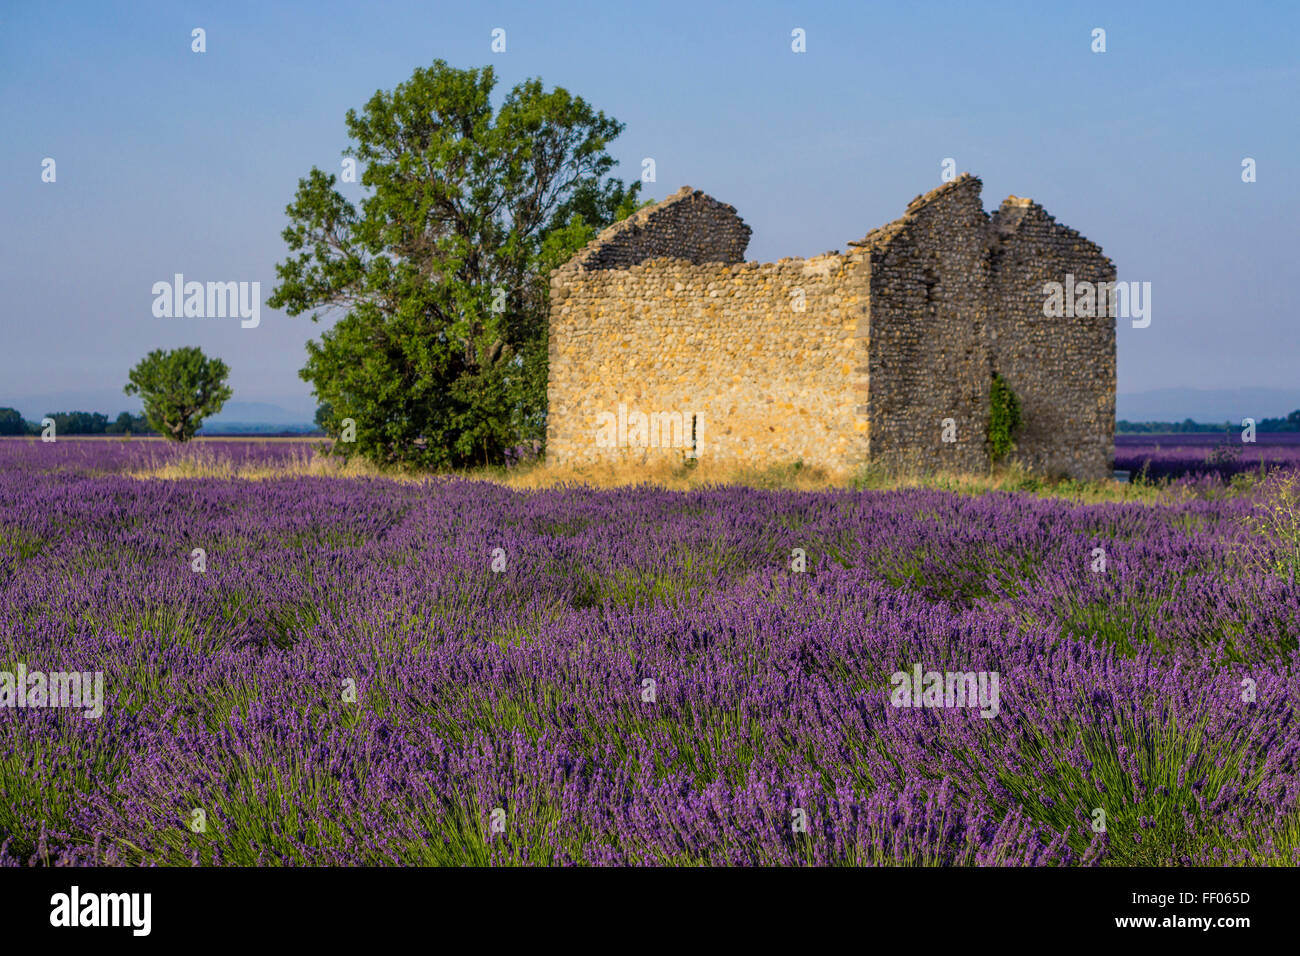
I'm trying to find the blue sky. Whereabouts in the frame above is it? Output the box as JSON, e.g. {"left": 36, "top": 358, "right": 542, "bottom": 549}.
{"left": 1, "top": 0, "right": 1296, "bottom": 419}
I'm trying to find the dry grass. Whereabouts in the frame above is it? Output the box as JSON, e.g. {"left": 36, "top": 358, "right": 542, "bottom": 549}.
{"left": 119, "top": 444, "right": 1191, "bottom": 503}
{"left": 124, "top": 444, "right": 409, "bottom": 482}
{"left": 1239, "top": 470, "right": 1300, "bottom": 581}
{"left": 490, "top": 457, "right": 1194, "bottom": 504}
{"left": 495, "top": 457, "right": 847, "bottom": 492}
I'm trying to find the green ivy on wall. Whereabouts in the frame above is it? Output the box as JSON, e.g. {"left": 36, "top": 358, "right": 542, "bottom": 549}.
{"left": 988, "top": 372, "right": 1023, "bottom": 463}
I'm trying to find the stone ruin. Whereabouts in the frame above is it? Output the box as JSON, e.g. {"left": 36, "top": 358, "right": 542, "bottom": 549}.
{"left": 546, "top": 174, "right": 1116, "bottom": 478}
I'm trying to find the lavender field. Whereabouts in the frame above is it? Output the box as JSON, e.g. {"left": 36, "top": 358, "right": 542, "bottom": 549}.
{"left": 1116, "top": 432, "right": 1300, "bottom": 481}
{"left": 2, "top": 439, "right": 1298, "bottom": 866}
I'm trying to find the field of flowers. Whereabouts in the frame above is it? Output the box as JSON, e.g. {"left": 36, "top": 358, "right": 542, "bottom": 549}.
{"left": 1, "top": 438, "right": 1298, "bottom": 866}
{"left": 1116, "top": 432, "right": 1300, "bottom": 481}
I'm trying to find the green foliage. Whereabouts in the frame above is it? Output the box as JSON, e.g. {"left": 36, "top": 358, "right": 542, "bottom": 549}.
{"left": 1118, "top": 418, "right": 1230, "bottom": 434}
{"left": 107, "top": 411, "right": 154, "bottom": 435}
{"left": 987, "top": 372, "right": 1023, "bottom": 463}
{"left": 268, "top": 60, "right": 640, "bottom": 468}
{"left": 124, "top": 347, "right": 232, "bottom": 442}
{"left": 0, "top": 407, "right": 153, "bottom": 437}
{"left": 1118, "top": 411, "right": 1300, "bottom": 433}
{"left": 41, "top": 411, "right": 109, "bottom": 435}
{"left": 0, "top": 407, "right": 29, "bottom": 435}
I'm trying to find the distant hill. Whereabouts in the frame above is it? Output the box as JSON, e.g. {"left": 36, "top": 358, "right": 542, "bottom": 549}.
{"left": 196, "top": 423, "right": 321, "bottom": 435}
{"left": 3, "top": 395, "right": 316, "bottom": 432}
{"left": 198, "top": 402, "right": 317, "bottom": 433}
{"left": 201, "top": 401, "right": 316, "bottom": 426}
{"left": 1117, "top": 388, "right": 1300, "bottom": 423}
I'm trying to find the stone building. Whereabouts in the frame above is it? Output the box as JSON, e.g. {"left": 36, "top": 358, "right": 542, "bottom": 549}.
{"left": 546, "top": 174, "right": 1116, "bottom": 478}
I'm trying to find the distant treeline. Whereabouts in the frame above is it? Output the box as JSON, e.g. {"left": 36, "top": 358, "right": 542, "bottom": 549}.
{"left": 1118, "top": 410, "right": 1300, "bottom": 433}
{"left": 9, "top": 406, "right": 1299, "bottom": 438}
{"left": 0, "top": 408, "right": 154, "bottom": 436}
{"left": 0, "top": 407, "right": 327, "bottom": 437}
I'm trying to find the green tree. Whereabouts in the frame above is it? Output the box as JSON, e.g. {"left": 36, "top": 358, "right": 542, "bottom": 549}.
{"left": 106, "top": 411, "right": 153, "bottom": 435}
{"left": 43, "top": 411, "right": 109, "bottom": 434}
{"left": 124, "top": 347, "right": 232, "bottom": 442}
{"left": 268, "top": 60, "right": 640, "bottom": 468}
{"left": 1259, "top": 409, "right": 1300, "bottom": 432}
{"left": 0, "top": 407, "right": 29, "bottom": 436}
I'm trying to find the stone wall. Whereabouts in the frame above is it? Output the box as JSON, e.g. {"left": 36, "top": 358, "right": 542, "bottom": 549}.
{"left": 852, "top": 174, "right": 993, "bottom": 473}
{"left": 565, "top": 186, "right": 751, "bottom": 271}
{"left": 546, "top": 252, "right": 862, "bottom": 469}
{"left": 546, "top": 175, "right": 1116, "bottom": 479}
{"left": 988, "top": 199, "right": 1116, "bottom": 479}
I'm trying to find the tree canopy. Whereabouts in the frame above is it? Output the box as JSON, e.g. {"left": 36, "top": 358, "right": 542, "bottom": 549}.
{"left": 0, "top": 407, "right": 27, "bottom": 436}
{"left": 268, "top": 60, "right": 640, "bottom": 468}
{"left": 124, "top": 347, "right": 232, "bottom": 442}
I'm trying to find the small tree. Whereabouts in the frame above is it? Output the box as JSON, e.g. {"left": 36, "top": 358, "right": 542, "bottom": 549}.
{"left": 124, "top": 347, "right": 232, "bottom": 442}
{"left": 987, "top": 372, "right": 1023, "bottom": 463}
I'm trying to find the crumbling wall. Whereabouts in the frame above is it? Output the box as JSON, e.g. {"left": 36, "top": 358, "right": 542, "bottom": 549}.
{"left": 988, "top": 198, "right": 1116, "bottom": 479}
{"left": 855, "top": 174, "right": 992, "bottom": 473}
{"left": 565, "top": 186, "right": 751, "bottom": 271}
{"left": 546, "top": 176, "right": 1117, "bottom": 481}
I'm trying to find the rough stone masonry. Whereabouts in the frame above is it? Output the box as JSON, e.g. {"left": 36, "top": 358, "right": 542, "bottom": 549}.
{"left": 546, "top": 174, "right": 1116, "bottom": 479}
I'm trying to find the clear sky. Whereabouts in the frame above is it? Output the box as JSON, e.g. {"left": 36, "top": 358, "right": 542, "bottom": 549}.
{"left": 2, "top": 0, "right": 1296, "bottom": 419}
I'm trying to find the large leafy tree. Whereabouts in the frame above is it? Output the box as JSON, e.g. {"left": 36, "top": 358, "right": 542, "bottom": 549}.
{"left": 268, "top": 60, "right": 640, "bottom": 468}
{"left": 124, "top": 347, "right": 232, "bottom": 442}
